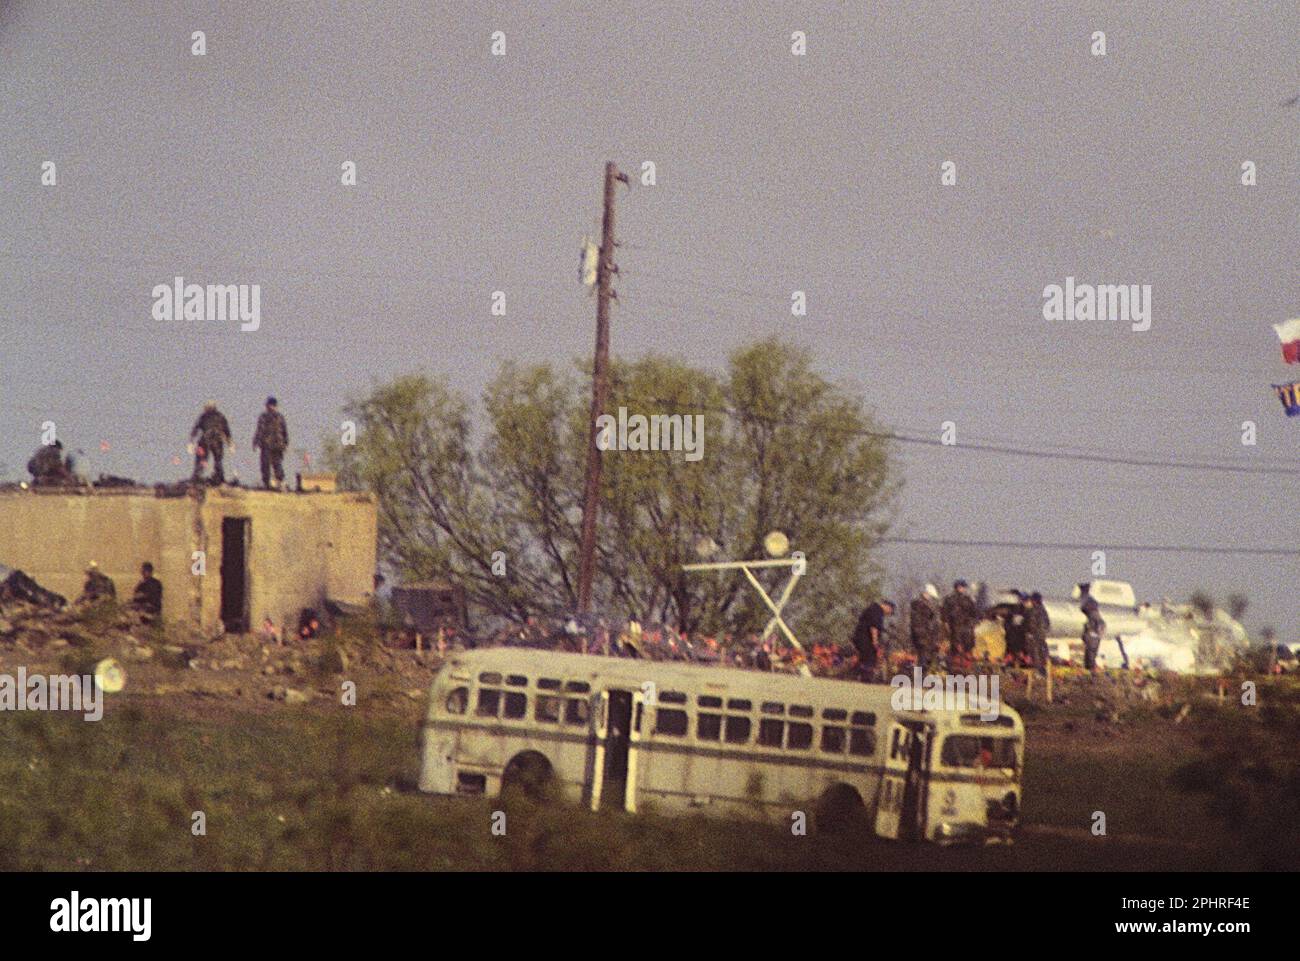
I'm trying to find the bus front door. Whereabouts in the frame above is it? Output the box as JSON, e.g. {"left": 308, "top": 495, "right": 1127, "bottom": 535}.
{"left": 898, "top": 723, "right": 931, "bottom": 842}
{"left": 589, "top": 689, "right": 638, "bottom": 812}
{"left": 874, "top": 723, "right": 912, "bottom": 839}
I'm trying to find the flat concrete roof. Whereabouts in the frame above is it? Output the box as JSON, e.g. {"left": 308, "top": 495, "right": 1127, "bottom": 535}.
{"left": 0, "top": 485, "right": 374, "bottom": 502}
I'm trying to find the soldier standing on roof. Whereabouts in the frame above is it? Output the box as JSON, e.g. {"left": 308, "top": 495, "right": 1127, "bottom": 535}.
{"left": 252, "top": 396, "right": 289, "bottom": 490}
{"left": 190, "top": 401, "right": 233, "bottom": 485}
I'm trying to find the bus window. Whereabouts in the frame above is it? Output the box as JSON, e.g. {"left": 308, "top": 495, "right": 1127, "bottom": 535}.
{"left": 761, "top": 702, "right": 784, "bottom": 715}
{"left": 849, "top": 729, "right": 874, "bottom": 755}
{"left": 727, "top": 698, "right": 752, "bottom": 711}
{"left": 787, "top": 722, "right": 813, "bottom": 750}
{"left": 565, "top": 681, "right": 591, "bottom": 694}
{"left": 445, "top": 686, "right": 469, "bottom": 715}
{"left": 790, "top": 705, "right": 814, "bottom": 719}
{"left": 758, "top": 718, "right": 784, "bottom": 746}
{"left": 476, "top": 688, "right": 500, "bottom": 717}
{"left": 849, "top": 716, "right": 875, "bottom": 756}
{"left": 506, "top": 674, "right": 528, "bottom": 687}
{"left": 503, "top": 691, "right": 527, "bottom": 720}
{"left": 823, "top": 708, "right": 847, "bottom": 721}
{"left": 538, "top": 678, "right": 562, "bottom": 691}
{"left": 724, "top": 714, "right": 751, "bottom": 744}
{"left": 820, "top": 725, "right": 846, "bottom": 753}
{"left": 660, "top": 691, "right": 688, "bottom": 705}
{"left": 942, "top": 736, "right": 1018, "bottom": 770}
{"left": 697, "top": 712, "right": 722, "bottom": 740}
{"left": 564, "top": 698, "right": 589, "bottom": 726}
{"left": 535, "top": 695, "right": 562, "bottom": 724}
{"left": 479, "top": 672, "right": 502, "bottom": 685}
{"left": 698, "top": 695, "right": 723, "bottom": 708}
{"left": 655, "top": 708, "right": 689, "bottom": 736}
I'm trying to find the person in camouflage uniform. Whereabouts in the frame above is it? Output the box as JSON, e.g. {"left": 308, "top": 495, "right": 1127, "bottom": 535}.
{"left": 941, "top": 579, "right": 979, "bottom": 664}
{"left": 190, "top": 401, "right": 233, "bottom": 485}
{"left": 76, "top": 562, "right": 116, "bottom": 605}
{"left": 909, "top": 583, "right": 942, "bottom": 674}
{"left": 27, "top": 440, "right": 72, "bottom": 486}
{"left": 252, "top": 396, "right": 289, "bottom": 490}
{"left": 1023, "top": 591, "right": 1052, "bottom": 675}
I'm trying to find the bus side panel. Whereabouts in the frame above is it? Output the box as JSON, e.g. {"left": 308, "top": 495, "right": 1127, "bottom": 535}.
{"left": 418, "top": 722, "right": 459, "bottom": 794}
{"left": 547, "top": 732, "right": 593, "bottom": 805}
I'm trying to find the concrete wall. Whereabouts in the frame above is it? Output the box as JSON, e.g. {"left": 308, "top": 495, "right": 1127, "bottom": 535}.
{"left": 0, "top": 491, "right": 198, "bottom": 622}
{"left": 0, "top": 488, "right": 377, "bottom": 635}
{"left": 196, "top": 488, "right": 378, "bottom": 633}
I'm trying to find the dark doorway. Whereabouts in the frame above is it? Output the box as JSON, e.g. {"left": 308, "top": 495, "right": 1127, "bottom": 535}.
{"left": 220, "top": 517, "right": 250, "bottom": 633}
{"left": 899, "top": 723, "right": 930, "bottom": 842}
{"left": 601, "top": 690, "right": 633, "bottom": 809}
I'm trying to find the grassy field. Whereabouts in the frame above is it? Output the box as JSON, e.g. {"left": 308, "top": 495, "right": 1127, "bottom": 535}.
{"left": 2, "top": 672, "right": 1296, "bottom": 871}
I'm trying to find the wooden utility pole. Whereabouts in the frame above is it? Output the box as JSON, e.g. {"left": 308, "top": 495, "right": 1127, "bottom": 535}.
{"left": 577, "top": 161, "right": 626, "bottom": 613}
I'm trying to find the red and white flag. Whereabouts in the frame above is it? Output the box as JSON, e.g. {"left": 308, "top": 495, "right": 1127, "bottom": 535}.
{"left": 1273, "top": 318, "right": 1300, "bottom": 363}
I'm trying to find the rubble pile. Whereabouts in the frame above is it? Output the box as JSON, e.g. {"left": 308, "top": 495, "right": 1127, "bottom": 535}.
{"left": 0, "top": 581, "right": 438, "bottom": 709}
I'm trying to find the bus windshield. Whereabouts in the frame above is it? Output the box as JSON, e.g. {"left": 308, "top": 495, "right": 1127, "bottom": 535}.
{"left": 941, "top": 735, "right": 1018, "bottom": 771}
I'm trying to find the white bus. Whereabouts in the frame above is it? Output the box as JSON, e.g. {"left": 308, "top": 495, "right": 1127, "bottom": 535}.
{"left": 418, "top": 648, "right": 1024, "bottom": 844}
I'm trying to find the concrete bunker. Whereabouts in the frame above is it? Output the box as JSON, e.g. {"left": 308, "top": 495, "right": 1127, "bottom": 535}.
{"left": 0, "top": 486, "right": 377, "bottom": 634}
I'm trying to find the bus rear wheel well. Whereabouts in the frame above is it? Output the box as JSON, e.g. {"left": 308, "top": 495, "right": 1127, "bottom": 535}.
{"left": 814, "top": 783, "right": 866, "bottom": 833}
{"left": 501, "top": 751, "right": 556, "bottom": 801}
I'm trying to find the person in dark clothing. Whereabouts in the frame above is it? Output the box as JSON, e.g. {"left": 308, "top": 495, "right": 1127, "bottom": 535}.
{"left": 852, "top": 599, "right": 894, "bottom": 682}
{"left": 1079, "top": 582, "right": 1105, "bottom": 671}
{"left": 252, "top": 396, "right": 289, "bottom": 490}
{"left": 27, "top": 440, "right": 73, "bottom": 486}
{"left": 941, "top": 580, "right": 978, "bottom": 662}
{"left": 909, "top": 584, "right": 942, "bottom": 674}
{"left": 1004, "top": 591, "right": 1028, "bottom": 664}
{"left": 131, "top": 561, "right": 163, "bottom": 618}
{"left": 191, "top": 401, "right": 233, "bottom": 485}
{"left": 1024, "top": 591, "right": 1051, "bottom": 674}
{"left": 76, "top": 562, "right": 116, "bottom": 605}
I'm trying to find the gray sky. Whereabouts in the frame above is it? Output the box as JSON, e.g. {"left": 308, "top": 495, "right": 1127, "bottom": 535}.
{"left": 2, "top": 1, "right": 1298, "bottom": 638}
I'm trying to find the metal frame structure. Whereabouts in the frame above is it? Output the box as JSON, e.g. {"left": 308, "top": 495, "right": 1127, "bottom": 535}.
{"left": 681, "top": 556, "right": 811, "bottom": 677}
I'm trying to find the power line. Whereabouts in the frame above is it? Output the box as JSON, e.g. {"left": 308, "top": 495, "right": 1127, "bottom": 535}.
{"left": 654, "top": 402, "right": 1300, "bottom": 477}
{"left": 880, "top": 536, "right": 1300, "bottom": 558}
{"left": 878, "top": 428, "right": 1300, "bottom": 477}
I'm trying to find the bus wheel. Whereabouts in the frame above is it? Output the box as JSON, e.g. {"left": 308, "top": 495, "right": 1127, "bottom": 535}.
{"left": 501, "top": 751, "right": 555, "bottom": 802}
{"left": 814, "top": 784, "right": 865, "bottom": 833}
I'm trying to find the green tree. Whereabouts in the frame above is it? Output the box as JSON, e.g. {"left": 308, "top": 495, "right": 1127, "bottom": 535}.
{"left": 327, "top": 339, "right": 897, "bottom": 643}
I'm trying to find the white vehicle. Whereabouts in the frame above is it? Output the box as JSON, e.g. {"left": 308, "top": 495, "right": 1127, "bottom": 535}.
{"left": 1038, "top": 580, "right": 1242, "bottom": 673}
{"left": 419, "top": 648, "right": 1024, "bottom": 844}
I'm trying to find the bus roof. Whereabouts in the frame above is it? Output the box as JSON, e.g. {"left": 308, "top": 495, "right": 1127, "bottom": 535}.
{"left": 434, "top": 647, "right": 1022, "bottom": 727}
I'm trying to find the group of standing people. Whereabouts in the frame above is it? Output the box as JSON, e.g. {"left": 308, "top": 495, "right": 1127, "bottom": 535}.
{"left": 191, "top": 396, "right": 290, "bottom": 489}
{"left": 853, "top": 579, "right": 1056, "bottom": 681}
{"left": 26, "top": 398, "right": 291, "bottom": 491}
